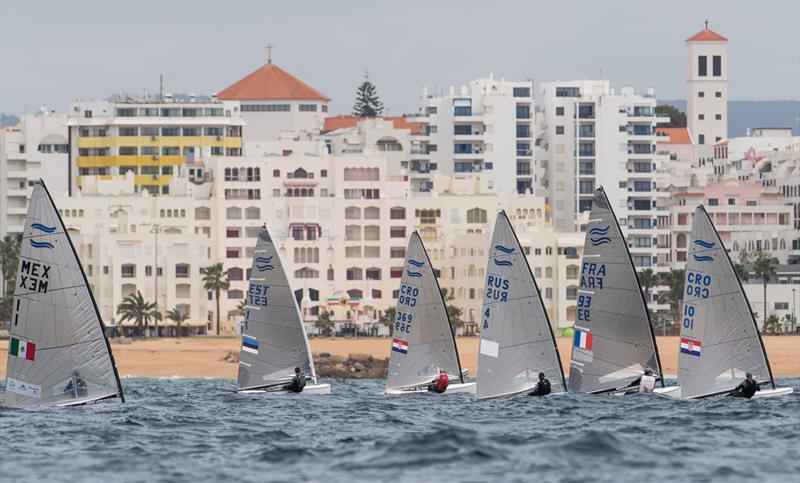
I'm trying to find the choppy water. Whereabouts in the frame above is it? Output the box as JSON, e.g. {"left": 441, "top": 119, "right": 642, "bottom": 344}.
{"left": 1, "top": 378, "right": 799, "bottom": 483}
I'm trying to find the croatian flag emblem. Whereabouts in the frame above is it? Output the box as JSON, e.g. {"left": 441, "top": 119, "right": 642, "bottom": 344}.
{"left": 242, "top": 335, "right": 260, "bottom": 355}
{"left": 392, "top": 339, "right": 409, "bottom": 354}
{"left": 680, "top": 338, "right": 701, "bottom": 356}
{"left": 573, "top": 330, "right": 593, "bottom": 350}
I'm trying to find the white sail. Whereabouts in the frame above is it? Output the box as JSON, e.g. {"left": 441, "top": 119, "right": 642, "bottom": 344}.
{"left": 568, "top": 187, "right": 662, "bottom": 393}
{"left": 477, "top": 211, "right": 565, "bottom": 399}
{"left": 386, "top": 232, "right": 463, "bottom": 390}
{"left": 5, "top": 181, "right": 123, "bottom": 408}
{"left": 676, "top": 206, "right": 774, "bottom": 399}
{"left": 236, "top": 226, "right": 317, "bottom": 391}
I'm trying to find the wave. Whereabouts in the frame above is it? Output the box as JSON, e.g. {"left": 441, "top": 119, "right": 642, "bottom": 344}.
{"left": 588, "top": 226, "right": 610, "bottom": 235}
{"left": 406, "top": 270, "right": 422, "bottom": 278}
{"left": 29, "top": 239, "right": 54, "bottom": 250}
{"left": 694, "top": 239, "right": 716, "bottom": 249}
{"left": 494, "top": 244, "right": 515, "bottom": 254}
{"left": 407, "top": 259, "right": 424, "bottom": 268}
{"left": 31, "top": 223, "right": 56, "bottom": 233}
{"left": 493, "top": 259, "right": 513, "bottom": 267}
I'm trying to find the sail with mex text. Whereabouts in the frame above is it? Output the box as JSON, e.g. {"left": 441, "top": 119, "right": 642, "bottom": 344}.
{"left": 568, "top": 187, "right": 662, "bottom": 393}
{"left": 5, "top": 181, "right": 124, "bottom": 408}
{"left": 236, "top": 226, "right": 317, "bottom": 391}
{"left": 477, "top": 211, "right": 565, "bottom": 399}
{"left": 387, "top": 232, "right": 463, "bottom": 390}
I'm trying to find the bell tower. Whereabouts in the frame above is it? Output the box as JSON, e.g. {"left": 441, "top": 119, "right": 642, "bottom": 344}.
{"left": 686, "top": 22, "right": 728, "bottom": 145}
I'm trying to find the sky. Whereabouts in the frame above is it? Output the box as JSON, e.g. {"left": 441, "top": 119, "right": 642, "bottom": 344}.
{"left": 1, "top": 0, "right": 799, "bottom": 116}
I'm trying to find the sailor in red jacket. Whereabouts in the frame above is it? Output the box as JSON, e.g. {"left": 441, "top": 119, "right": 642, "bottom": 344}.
{"left": 428, "top": 369, "right": 450, "bottom": 393}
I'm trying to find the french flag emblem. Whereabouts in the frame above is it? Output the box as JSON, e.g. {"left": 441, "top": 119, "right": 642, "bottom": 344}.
{"left": 573, "top": 330, "right": 593, "bottom": 350}
{"left": 392, "top": 339, "right": 409, "bottom": 354}
{"left": 680, "top": 337, "right": 701, "bottom": 357}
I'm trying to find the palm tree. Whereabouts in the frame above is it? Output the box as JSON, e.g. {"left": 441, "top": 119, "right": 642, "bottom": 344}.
{"left": 752, "top": 251, "right": 778, "bottom": 328}
{"left": 763, "top": 314, "right": 782, "bottom": 335}
{"left": 637, "top": 268, "right": 657, "bottom": 304}
{"left": 314, "top": 310, "right": 335, "bottom": 336}
{"left": 0, "top": 236, "right": 20, "bottom": 325}
{"left": 380, "top": 306, "right": 396, "bottom": 336}
{"left": 236, "top": 299, "right": 247, "bottom": 316}
{"left": 201, "top": 263, "right": 229, "bottom": 336}
{"left": 117, "top": 291, "right": 161, "bottom": 337}
{"left": 659, "top": 269, "right": 685, "bottom": 327}
{"left": 440, "top": 287, "right": 464, "bottom": 334}
{"left": 733, "top": 263, "right": 749, "bottom": 283}
{"left": 166, "top": 306, "right": 190, "bottom": 338}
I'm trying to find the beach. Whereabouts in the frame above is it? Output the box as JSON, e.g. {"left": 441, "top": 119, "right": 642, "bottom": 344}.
{"left": 1, "top": 336, "right": 797, "bottom": 379}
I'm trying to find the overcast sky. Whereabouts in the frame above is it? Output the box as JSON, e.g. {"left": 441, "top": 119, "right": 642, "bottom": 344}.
{"left": 1, "top": 0, "right": 799, "bottom": 116}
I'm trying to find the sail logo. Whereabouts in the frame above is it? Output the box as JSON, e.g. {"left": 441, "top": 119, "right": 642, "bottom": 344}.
{"left": 694, "top": 240, "right": 716, "bottom": 249}
{"left": 31, "top": 223, "right": 57, "bottom": 234}
{"left": 680, "top": 337, "right": 701, "bottom": 357}
{"left": 255, "top": 256, "right": 274, "bottom": 271}
{"left": 692, "top": 253, "right": 714, "bottom": 262}
{"left": 588, "top": 226, "right": 611, "bottom": 246}
{"left": 391, "top": 338, "right": 409, "bottom": 354}
{"left": 241, "top": 335, "right": 260, "bottom": 355}
{"left": 19, "top": 260, "right": 51, "bottom": 293}
{"left": 29, "top": 239, "right": 54, "bottom": 250}
{"left": 407, "top": 259, "right": 425, "bottom": 268}
{"left": 486, "top": 275, "right": 509, "bottom": 302}
{"left": 9, "top": 337, "right": 36, "bottom": 361}
{"left": 494, "top": 244, "right": 515, "bottom": 254}
{"left": 493, "top": 259, "right": 513, "bottom": 267}
{"left": 406, "top": 270, "right": 423, "bottom": 278}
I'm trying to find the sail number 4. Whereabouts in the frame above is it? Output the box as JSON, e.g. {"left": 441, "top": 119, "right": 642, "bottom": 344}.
{"left": 395, "top": 311, "right": 413, "bottom": 334}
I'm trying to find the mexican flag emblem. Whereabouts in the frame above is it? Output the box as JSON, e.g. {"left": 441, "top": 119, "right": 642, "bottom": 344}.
{"left": 10, "top": 337, "right": 36, "bottom": 361}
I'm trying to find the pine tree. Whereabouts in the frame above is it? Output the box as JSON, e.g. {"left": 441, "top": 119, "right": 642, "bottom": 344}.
{"left": 353, "top": 72, "right": 384, "bottom": 117}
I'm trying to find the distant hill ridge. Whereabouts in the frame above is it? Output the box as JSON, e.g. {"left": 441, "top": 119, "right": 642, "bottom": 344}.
{"left": 659, "top": 100, "right": 799, "bottom": 137}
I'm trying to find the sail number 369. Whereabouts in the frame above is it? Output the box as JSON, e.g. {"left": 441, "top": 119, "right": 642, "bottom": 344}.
{"left": 395, "top": 311, "right": 413, "bottom": 334}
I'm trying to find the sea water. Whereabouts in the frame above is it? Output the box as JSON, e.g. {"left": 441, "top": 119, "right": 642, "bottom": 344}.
{"left": 1, "top": 378, "right": 798, "bottom": 482}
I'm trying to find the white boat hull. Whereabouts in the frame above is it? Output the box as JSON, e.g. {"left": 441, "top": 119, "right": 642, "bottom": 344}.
{"left": 237, "top": 383, "right": 331, "bottom": 395}
{"left": 386, "top": 382, "right": 476, "bottom": 395}
{"left": 653, "top": 385, "right": 793, "bottom": 400}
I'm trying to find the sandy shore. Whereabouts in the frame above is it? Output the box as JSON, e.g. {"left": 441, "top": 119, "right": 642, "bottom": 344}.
{"left": 1, "top": 336, "right": 797, "bottom": 379}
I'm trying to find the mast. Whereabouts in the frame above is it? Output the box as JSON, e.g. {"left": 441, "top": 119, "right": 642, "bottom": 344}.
{"left": 40, "top": 180, "right": 125, "bottom": 402}
{"left": 501, "top": 210, "right": 567, "bottom": 389}
{"left": 699, "top": 205, "right": 775, "bottom": 389}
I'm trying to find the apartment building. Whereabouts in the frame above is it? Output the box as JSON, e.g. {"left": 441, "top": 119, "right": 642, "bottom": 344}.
{"left": 0, "top": 111, "right": 69, "bottom": 239}
{"left": 65, "top": 97, "right": 245, "bottom": 195}
{"left": 537, "top": 80, "right": 671, "bottom": 272}
{"left": 410, "top": 75, "right": 536, "bottom": 196}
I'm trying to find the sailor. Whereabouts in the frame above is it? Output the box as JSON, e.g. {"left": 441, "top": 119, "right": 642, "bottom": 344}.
{"left": 730, "top": 372, "right": 760, "bottom": 399}
{"left": 428, "top": 369, "right": 450, "bottom": 393}
{"left": 283, "top": 367, "right": 307, "bottom": 393}
{"left": 64, "top": 371, "right": 88, "bottom": 398}
{"left": 528, "top": 372, "right": 551, "bottom": 396}
{"left": 632, "top": 369, "right": 658, "bottom": 393}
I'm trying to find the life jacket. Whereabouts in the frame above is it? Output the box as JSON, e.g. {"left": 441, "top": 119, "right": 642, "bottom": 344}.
{"left": 436, "top": 373, "right": 449, "bottom": 393}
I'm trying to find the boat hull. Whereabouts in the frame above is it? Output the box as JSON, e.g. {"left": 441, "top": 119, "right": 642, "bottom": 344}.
{"left": 237, "top": 383, "right": 331, "bottom": 395}
{"left": 653, "top": 385, "right": 793, "bottom": 400}
{"left": 386, "top": 382, "right": 476, "bottom": 395}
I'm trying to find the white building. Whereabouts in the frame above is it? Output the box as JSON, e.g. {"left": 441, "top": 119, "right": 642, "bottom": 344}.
{"left": 537, "top": 80, "right": 671, "bottom": 278}
{"left": 0, "top": 111, "right": 69, "bottom": 239}
{"left": 743, "top": 265, "right": 800, "bottom": 332}
{"left": 410, "top": 75, "right": 536, "bottom": 196}
{"left": 686, "top": 25, "right": 728, "bottom": 145}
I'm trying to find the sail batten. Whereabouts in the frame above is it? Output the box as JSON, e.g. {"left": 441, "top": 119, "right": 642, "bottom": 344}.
{"left": 568, "top": 188, "right": 662, "bottom": 393}
{"left": 386, "top": 232, "right": 462, "bottom": 390}
{"left": 477, "top": 211, "right": 565, "bottom": 399}
{"left": 5, "top": 181, "right": 123, "bottom": 408}
{"left": 676, "top": 206, "right": 773, "bottom": 399}
{"left": 236, "top": 226, "right": 316, "bottom": 390}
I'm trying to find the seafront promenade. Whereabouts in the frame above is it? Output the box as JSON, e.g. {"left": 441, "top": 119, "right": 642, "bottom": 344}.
{"left": 1, "top": 336, "right": 797, "bottom": 379}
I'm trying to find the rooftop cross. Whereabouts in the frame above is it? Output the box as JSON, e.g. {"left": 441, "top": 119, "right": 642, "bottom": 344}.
{"left": 267, "top": 43, "right": 274, "bottom": 64}
{"left": 704, "top": 19, "right": 709, "bottom": 29}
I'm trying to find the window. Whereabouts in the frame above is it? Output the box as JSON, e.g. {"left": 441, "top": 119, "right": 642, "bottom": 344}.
{"left": 566, "top": 287, "right": 578, "bottom": 300}
{"left": 119, "top": 147, "right": 137, "bottom": 155}
{"left": 513, "top": 87, "right": 531, "bottom": 97}
{"left": 555, "top": 87, "right": 580, "bottom": 97}
{"left": 775, "top": 302, "right": 789, "bottom": 310}
{"left": 226, "top": 248, "right": 240, "bottom": 258}
{"left": 161, "top": 127, "right": 180, "bottom": 136}
{"left": 698, "top": 114, "right": 704, "bottom": 120}
{"left": 516, "top": 105, "right": 530, "bottom": 119}
{"left": 516, "top": 125, "right": 531, "bottom": 138}
{"left": 226, "top": 227, "right": 240, "bottom": 238}
{"left": 698, "top": 134, "right": 705, "bottom": 145}
{"left": 119, "top": 127, "right": 137, "bottom": 136}
{"left": 175, "top": 264, "right": 190, "bottom": 278}
{"left": 712, "top": 55, "right": 721, "bottom": 76}
{"left": 227, "top": 289, "right": 243, "bottom": 300}
{"left": 715, "top": 91, "right": 722, "bottom": 98}
{"left": 454, "top": 106, "right": 471, "bottom": 116}
{"left": 299, "top": 104, "right": 317, "bottom": 112}
{"left": 467, "top": 208, "right": 487, "bottom": 224}
{"left": 366, "top": 268, "right": 381, "bottom": 280}
{"left": 454, "top": 125, "right": 471, "bottom": 135}
{"left": 121, "top": 264, "right": 136, "bottom": 278}
{"left": 708, "top": 198, "right": 719, "bottom": 206}
{"left": 555, "top": 126, "right": 564, "bottom": 135}
{"left": 390, "top": 207, "right": 406, "bottom": 220}
{"left": 698, "top": 91, "right": 705, "bottom": 98}
{"left": 555, "top": 106, "right": 564, "bottom": 116}
{"left": 390, "top": 247, "right": 406, "bottom": 258}
{"left": 698, "top": 55, "right": 707, "bottom": 76}
{"left": 240, "top": 104, "right": 290, "bottom": 112}
{"left": 390, "top": 227, "right": 406, "bottom": 238}
{"left": 715, "top": 114, "right": 722, "bottom": 120}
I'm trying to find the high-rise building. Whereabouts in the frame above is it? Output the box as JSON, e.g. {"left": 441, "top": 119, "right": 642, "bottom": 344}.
{"left": 411, "top": 75, "right": 536, "bottom": 196}
{"left": 537, "top": 81, "right": 670, "bottom": 276}
{"left": 686, "top": 24, "right": 728, "bottom": 145}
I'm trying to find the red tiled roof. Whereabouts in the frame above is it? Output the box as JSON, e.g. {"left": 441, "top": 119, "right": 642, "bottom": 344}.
{"left": 686, "top": 28, "right": 728, "bottom": 42}
{"left": 218, "top": 62, "right": 329, "bottom": 101}
{"left": 656, "top": 127, "right": 692, "bottom": 145}
{"left": 322, "top": 115, "right": 422, "bottom": 135}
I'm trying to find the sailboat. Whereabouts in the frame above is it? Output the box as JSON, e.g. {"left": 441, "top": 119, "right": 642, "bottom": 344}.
{"left": 236, "top": 225, "right": 330, "bottom": 395}
{"left": 386, "top": 232, "right": 475, "bottom": 394}
{"left": 568, "top": 187, "right": 663, "bottom": 394}
{"left": 4, "top": 180, "right": 124, "bottom": 408}
{"left": 655, "top": 206, "right": 792, "bottom": 399}
{"left": 477, "top": 211, "right": 566, "bottom": 399}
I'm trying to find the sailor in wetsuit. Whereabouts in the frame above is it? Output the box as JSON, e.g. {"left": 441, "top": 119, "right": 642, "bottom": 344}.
{"left": 283, "top": 367, "right": 307, "bottom": 393}
{"left": 627, "top": 369, "right": 660, "bottom": 394}
{"left": 428, "top": 370, "right": 450, "bottom": 393}
{"left": 730, "top": 372, "right": 760, "bottom": 399}
{"left": 528, "top": 372, "right": 551, "bottom": 396}
{"left": 64, "top": 370, "right": 88, "bottom": 398}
